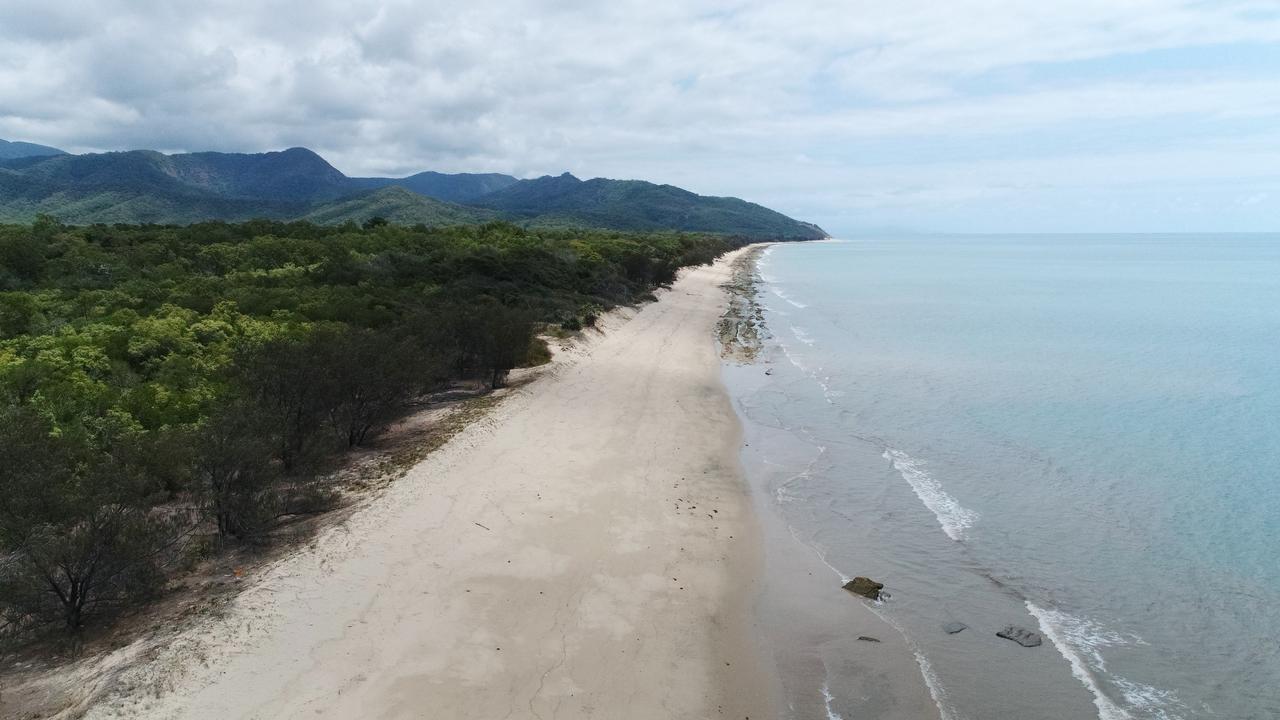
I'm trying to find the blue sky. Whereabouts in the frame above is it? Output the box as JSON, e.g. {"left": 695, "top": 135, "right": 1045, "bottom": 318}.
{"left": 1, "top": 0, "right": 1279, "bottom": 234}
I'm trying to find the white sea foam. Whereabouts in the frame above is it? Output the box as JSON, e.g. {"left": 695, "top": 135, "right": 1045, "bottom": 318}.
{"left": 783, "top": 464, "right": 963, "bottom": 720}
{"left": 773, "top": 338, "right": 839, "bottom": 405}
{"left": 773, "top": 444, "right": 826, "bottom": 506}
{"left": 866, "top": 604, "right": 964, "bottom": 720}
{"left": 1114, "top": 679, "right": 1186, "bottom": 720}
{"left": 791, "top": 325, "right": 816, "bottom": 346}
{"left": 1026, "top": 602, "right": 1185, "bottom": 720}
{"left": 913, "top": 649, "right": 962, "bottom": 720}
{"left": 771, "top": 286, "right": 808, "bottom": 308}
{"left": 788, "top": 524, "right": 851, "bottom": 585}
{"left": 793, "top": 524, "right": 962, "bottom": 720}
{"left": 881, "top": 448, "right": 979, "bottom": 541}
{"left": 1026, "top": 602, "right": 1133, "bottom": 720}
{"left": 820, "top": 681, "right": 845, "bottom": 720}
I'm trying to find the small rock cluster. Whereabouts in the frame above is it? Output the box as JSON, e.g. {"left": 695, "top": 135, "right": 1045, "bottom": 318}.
{"left": 842, "top": 578, "right": 1045, "bottom": 648}
{"left": 996, "top": 625, "right": 1043, "bottom": 647}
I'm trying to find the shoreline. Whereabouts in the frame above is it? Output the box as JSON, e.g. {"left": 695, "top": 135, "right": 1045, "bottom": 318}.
{"left": 57, "top": 247, "right": 773, "bottom": 719}
{"left": 722, "top": 244, "right": 944, "bottom": 720}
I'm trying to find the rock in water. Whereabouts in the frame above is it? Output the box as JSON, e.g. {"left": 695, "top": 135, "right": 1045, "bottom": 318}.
{"left": 842, "top": 577, "right": 884, "bottom": 600}
{"left": 942, "top": 622, "right": 968, "bottom": 635}
{"left": 997, "top": 626, "right": 1042, "bottom": 647}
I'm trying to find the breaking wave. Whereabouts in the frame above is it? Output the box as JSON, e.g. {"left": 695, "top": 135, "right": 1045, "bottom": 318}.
{"left": 1027, "top": 602, "right": 1185, "bottom": 720}
{"left": 882, "top": 448, "right": 979, "bottom": 541}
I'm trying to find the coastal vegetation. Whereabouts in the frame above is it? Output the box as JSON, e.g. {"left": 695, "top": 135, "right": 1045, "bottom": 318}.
{"left": 0, "top": 217, "right": 744, "bottom": 638}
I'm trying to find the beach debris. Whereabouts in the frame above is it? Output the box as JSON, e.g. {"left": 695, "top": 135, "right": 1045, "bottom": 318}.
{"left": 996, "top": 625, "right": 1042, "bottom": 647}
{"left": 842, "top": 577, "right": 884, "bottom": 600}
{"left": 857, "top": 636, "right": 881, "bottom": 643}
{"left": 942, "top": 622, "right": 968, "bottom": 635}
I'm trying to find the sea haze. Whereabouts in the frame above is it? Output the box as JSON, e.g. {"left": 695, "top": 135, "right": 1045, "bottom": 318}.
{"left": 727, "top": 235, "right": 1280, "bottom": 719}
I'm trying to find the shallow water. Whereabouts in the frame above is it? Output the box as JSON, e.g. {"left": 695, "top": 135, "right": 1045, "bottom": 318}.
{"left": 727, "top": 235, "right": 1280, "bottom": 720}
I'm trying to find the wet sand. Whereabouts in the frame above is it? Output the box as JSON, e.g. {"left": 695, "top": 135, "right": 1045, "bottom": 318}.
{"left": 721, "top": 245, "right": 943, "bottom": 720}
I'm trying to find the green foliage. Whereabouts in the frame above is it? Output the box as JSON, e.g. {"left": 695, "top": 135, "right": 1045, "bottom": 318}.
{"left": 306, "top": 187, "right": 495, "bottom": 227}
{"left": 350, "top": 170, "right": 519, "bottom": 203}
{"left": 476, "top": 173, "right": 829, "bottom": 240}
{"left": 0, "top": 218, "right": 745, "bottom": 636}
{"left": 0, "top": 407, "right": 184, "bottom": 631}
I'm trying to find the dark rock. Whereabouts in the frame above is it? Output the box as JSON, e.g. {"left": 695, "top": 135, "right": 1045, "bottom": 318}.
{"left": 942, "top": 622, "right": 967, "bottom": 635}
{"left": 842, "top": 577, "right": 884, "bottom": 600}
{"left": 857, "top": 636, "right": 881, "bottom": 643}
{"left": 996, "top": 626, "right": 1042, "bottom": 647}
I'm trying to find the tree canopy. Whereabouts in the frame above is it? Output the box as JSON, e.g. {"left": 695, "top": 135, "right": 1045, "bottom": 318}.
{"left": 0, "top": 218, "right": 743, "bottom": 636}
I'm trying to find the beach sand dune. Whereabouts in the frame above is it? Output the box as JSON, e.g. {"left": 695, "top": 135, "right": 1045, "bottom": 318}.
{"left": 81, "top": 249, "right": 773, "bottom": 720}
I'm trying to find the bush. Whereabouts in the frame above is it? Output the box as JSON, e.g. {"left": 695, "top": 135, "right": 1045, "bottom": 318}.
{"left": 0, "top": 505, "right": 180, "bottom": 632}
{"left": 0, "top": 408, "right": 185, "bottom": 632}
{"left": 526, "top": 337, "right": 552, "bottom": 367}
{"left": 193, "top": 403, "right": 281, "bottom": 540}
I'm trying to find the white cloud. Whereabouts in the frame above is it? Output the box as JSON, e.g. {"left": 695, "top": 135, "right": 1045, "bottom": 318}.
{"left": 0, "top": 0, "right": 1278, "bottom": 231}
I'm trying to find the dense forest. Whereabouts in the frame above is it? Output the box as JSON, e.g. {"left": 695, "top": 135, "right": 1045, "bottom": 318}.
{"left": 0, "top": 216, "right": 744, "bottom": 637}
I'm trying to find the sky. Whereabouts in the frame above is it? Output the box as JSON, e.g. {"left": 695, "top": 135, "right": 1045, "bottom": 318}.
{"left": 1, "top": 0, "right": 1279, "bottom": 234}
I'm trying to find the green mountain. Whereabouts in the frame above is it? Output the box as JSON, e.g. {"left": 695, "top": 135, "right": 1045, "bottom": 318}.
{"left": 9, "top": 146, "right": 347, "bottom": 201}
{"left": 351, "top": 171, "right": 519, "bottom": 203}
{"left": 302, "top": 186, "right": 496, "bottom": 226}
{"left": 0, "top": 147, "right": 351, "bottom": 224}
{"left": 0, "top": 138, "right": 66, "bottom": 160}
{"left": 473, "top": 173, "right": 826, "bottom": 240}
{"left": 0, "top": 144, "right": 826, "bottom": 239}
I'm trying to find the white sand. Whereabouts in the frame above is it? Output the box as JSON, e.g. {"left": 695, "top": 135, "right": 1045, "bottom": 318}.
{"left": 78, "top": 249, "right": 774, "bottom": 720}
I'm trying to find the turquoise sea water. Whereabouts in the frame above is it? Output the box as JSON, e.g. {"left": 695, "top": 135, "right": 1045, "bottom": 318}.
{"left": 729, "top": 236, "right": 1280, "bottom": 719}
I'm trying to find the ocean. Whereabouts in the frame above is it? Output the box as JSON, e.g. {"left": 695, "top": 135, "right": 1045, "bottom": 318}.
{"left": 724, "top": 235, "right": 1280, "bottom": 720}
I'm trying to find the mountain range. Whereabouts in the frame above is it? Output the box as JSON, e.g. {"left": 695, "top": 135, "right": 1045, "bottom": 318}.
{"left": 0, "top": 140, "right": 826, "bottom": 239}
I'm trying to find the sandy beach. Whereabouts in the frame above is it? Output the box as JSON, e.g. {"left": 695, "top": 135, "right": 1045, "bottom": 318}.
{"left": 71, "top": 248, "right": 772, "bottom": 720}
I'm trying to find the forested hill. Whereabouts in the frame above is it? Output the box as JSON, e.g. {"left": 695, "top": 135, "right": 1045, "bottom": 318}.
{"left": 0, "top": 141, "right": 826, "bottom": 239}
{"left": 476, "top": 172, "right": 828, "bottom": 238}
{"left": 0, "top": 139, "right": 66, "bottom": 160}
{"left": 350, "top": 171, "right": 520, "bottom": 203}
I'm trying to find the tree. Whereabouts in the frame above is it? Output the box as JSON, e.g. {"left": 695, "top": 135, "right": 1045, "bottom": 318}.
{"left": 192, "top": 403, "right": 280, "bottom": 540}
{"left": 469, "top": 302, "right": 537, "bottom": 389}
{"left": 445, "top": 299, "right": 534, "bottom": 388}
{"left": 0, "top": 408, "right": 182, "bottom": 632}
{"left": 230, "top": 332, "right": 331, "bottom": 472}
{"left": 0, "top": 504, "right": 176, "bottom": 632}
{"left": 314, "top": 328, "right": 423, "bottom": 447}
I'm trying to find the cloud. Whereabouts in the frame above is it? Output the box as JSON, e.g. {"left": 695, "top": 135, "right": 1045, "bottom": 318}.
{"left": 0, "top": 0, "right": 1278, "bottom": 231}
